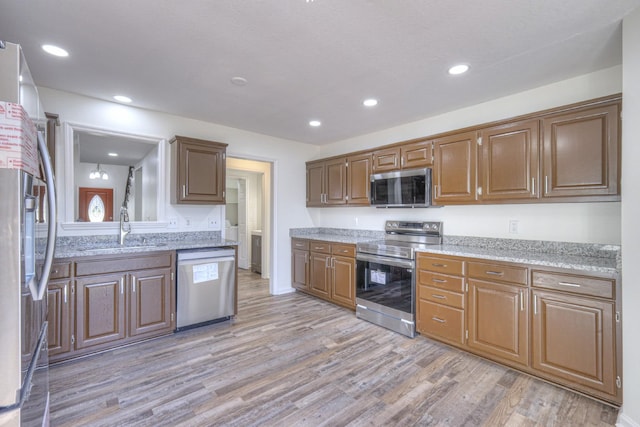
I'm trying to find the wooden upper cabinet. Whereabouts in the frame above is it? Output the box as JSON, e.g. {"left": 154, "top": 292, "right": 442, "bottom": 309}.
{"left": 170, "top": 136, "right": 227, "bottom": 204}
{"left": 541, "top": 102, "right": 620, "bottom": 199}
{"left": 372, "top": 147, "right": 400, "bottom": 172}
{"left": 480, "top": 120, "right": 539, "bottom": 201}
{"left": 306, "top": 154, "right": 371, "bottom": 207}
{"left": 373, "top": 140, "right": 433, "bottom": 173}
{"left": 325, "top": 157, "right": 347, "bottom": 205}
{"left": 306, "top": 161, "right": 325, "bottom": 207}
{"left": 346, "top": 153, "right": 371, "bottom": 205}
{"left": 433, "top": 131, "right": 478, "bottom": 204}
{"left": 401, "top": 139, "right": 433, "bottom": 169}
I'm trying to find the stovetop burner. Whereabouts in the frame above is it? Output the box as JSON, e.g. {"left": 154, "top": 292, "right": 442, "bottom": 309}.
{"left": 357, "top": 220, "right": 443, "bottom": 260}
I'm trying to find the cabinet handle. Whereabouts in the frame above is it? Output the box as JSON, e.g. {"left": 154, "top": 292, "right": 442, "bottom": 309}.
{"left": 431, "top": 317, "right": 446, "bottom": 323}
{"left": 534, "top": 294, "right": 538, "bottom": 315}
{"left": 325, "top": 258, "right": 330, "bottom": 268}
{"left": 132, "top": 276, "right": 136, "bottom": 293}
{"left": 63, "top": 285, "right": 68, "bottom": 304}
{"left": 544, "top": 176, "right": 549, "bottom": 194}
{"left": 331, "top": 258, "right": 335, "bottom": 268}
{"left": 558, "top": 281, "right": 581, "bottom": 288}
{"left": 485, "top": 270, "right": 504, "bottom": 276}
{"left": 432, "top": 278, "right": 447, "bottom": 283}
{"left": 520, "top": 290, "right": 524, "bottom": 311}
{"left": 431, "top": 294, "right": 446, "bottom": 300}
{"left": 432, "top": 263, "right": 447, "bottom": 268}
{"left": 182, "top": 184, "right": 186, "bottom": 198}
{"left": 531, "top": 177, "right": 536, "bottom": 195}
{"left": 120, "top": 278, "right": 124, "bottom": 295}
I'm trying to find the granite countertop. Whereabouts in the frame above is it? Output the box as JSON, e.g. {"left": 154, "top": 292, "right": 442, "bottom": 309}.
{"left": 55, "top": 232, "right": 238, "bottom": 259}
{"left": 290, "top": 227, "right": 620, "bottom": 276}
{"left": 416, "top": 244, "right": 618, "bottom": 276}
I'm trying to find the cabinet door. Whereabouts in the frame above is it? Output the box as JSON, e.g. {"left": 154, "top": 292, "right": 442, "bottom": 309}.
{"left": 306, "top": 161, "right": 325, "bottom": 207}
{"left": 309, "top": 253, "right": 331, "bottom": 298}
{"left": 346, "top": 153, "right": 371, "bottom": 205}
{"left": 325, "top": 157, "right": 347, "bottom": 205}
{"left": 47, "top": 280, "right": 72, "bottom": 356}
{"left": 75, "top": 273, "right": 126, "bottom": 350}
{"left": 480, "top": 120, "right": 539, "bottom": 200}
{"left": 176, "top": 138, "right": 226, "bottom": 204}
{"left": 401, "top": 139, "right": 433, "bottom": 168}
{"left": 291, "top": 249, "right": 309, "bottom": 291}
{"left": 541, "top": 103, "right": 620, "bottom": 198}
{"left": 433, "top": 131, "right": 478, "bottom": 204}
{"left": 532, "top": 290, "right": 616, "bottom": 396}
{"left": 331, "top": 256, "right": 355, "bottom": 309}
{"left": 468, "top": 280, "right": 528, "bottom": 367}
{"left": 129, "top": 268, "right": 173, "bottom": 337}
{"left": 373, "top": 147, "right": 400, "bottom": 172}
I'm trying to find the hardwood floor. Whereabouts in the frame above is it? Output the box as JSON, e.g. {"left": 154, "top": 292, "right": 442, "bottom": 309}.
{"left": 50, "top": 270, "right": 618, "bottom": 426}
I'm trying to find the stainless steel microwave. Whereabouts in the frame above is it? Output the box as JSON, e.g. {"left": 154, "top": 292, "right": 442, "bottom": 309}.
{"left": 370, "top": 168, "right": 433, "bottom": 208}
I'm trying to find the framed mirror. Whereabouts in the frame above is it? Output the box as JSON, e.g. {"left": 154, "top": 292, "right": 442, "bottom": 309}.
{"left": 60, "top": 123, "right": 167, "bottom": 231}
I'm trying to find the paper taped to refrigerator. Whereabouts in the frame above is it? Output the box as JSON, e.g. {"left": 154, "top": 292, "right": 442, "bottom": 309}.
{"left": 0, "top": 101, "right": 38, "bottom": 176}
{"left": 192, "top": 262, "right": 219, "bottom": 283}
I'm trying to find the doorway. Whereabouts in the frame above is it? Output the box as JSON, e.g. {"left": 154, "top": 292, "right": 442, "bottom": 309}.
{"left": 78, "top": 187, "right": 114, "bottom": 222}
{"left": 226, "top": 158, "right": 272, "bottom": 283}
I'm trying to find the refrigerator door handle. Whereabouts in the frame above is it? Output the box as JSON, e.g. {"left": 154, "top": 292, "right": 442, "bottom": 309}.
{"left": 32, "top": 131, "right": 57, "bottom": 301}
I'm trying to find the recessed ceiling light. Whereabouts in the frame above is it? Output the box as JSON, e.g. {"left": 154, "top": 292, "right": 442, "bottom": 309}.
{"left": 113, "top": 95, "right": 132, "bottom": 103}
{"left": 448, "top": 64, "right": 470, "bottom": 75}
{"left": 42, "top": 44, "right": 69, "bottom": 57}
{"left": 230, "top": 76, "right": 248, "bottom": 86}
{"left": 309, "top": 120, "right": 321, "bottom": 127}
{"left": 108, "top": 152, "right": 118, "bottom": 157}
{"left": 363, "top": 98, "right": 378, "bottom": 107}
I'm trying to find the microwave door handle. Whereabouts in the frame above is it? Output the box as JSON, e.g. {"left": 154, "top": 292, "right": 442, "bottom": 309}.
{"left": 32, "top": 131, "right": 57, "bottom": 301}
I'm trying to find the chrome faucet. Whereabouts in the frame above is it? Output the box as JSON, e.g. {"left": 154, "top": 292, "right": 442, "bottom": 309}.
{"left": 119, "top": 206, "right": 131, "bottom": 245}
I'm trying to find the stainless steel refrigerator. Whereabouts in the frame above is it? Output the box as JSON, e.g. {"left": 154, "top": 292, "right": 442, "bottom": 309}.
{"left": 0, "top": 41, "right": 57, "bottom": 426}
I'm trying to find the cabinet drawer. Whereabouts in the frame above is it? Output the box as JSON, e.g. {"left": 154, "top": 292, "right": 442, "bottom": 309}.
{"left": 417, "top": 255, "right": 464, "bottom": 276}
{"left": 292, "top": 239, "right": 309, "bottom": 251}
{"left": 332, "top": 244, "right": 355, "bottom": 257}
{"left": 309, "top": 241, "right": 331, "bottom": 254}
{"left": 417, "top": 270, "right": 464, "bottom": 293}
{"left": 419, "top": 285, "right": 464, "bottom": 309}
{"left": 468, "top": 261, "right": 528, "bottom": 285}
{"left": 418, "top": 300, "right": 465, "bottom": 344}
{"left": 50, "top": 262, "right": 71, "bottom": 279}
{"left": 75, "top": 252, "right": 173, "bottom": 277}
{"left": 532, "top": 271, "right": 614, "bottom": 299}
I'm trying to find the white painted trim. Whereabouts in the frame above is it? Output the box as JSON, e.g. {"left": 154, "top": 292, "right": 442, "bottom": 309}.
{"left": 60, "top": 122, "right": 166, "bottom": 230}
{"left": 617, "top": 408, "right": 640, "bottom": 427}
{"left": 272, "top": 287, "right": 296, "bottom": 296}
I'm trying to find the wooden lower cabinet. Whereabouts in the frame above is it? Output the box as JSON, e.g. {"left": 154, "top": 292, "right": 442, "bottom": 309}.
{"left": 49, "top": 252, "right": 175, "bottom": 362}
{"left": 532, "top": 289, "right": 616, "bottom": 398}
{"left": 47, "top": 279, "right": 72, "bottom": 357}
{"left": 291, "top": 239, "right": 310, "bottom": 292}
{"left": 467, "top": 279, "right": 528, "bottom": 367}
{"left": 415, "top": 252, "right": 620, "bottom": 405}
{"left": 294, "top": 239, "right": 356, "bottom": 310}
{"left": 75, "top": 273, "right": 127, "bottom": 350}
{"left": 129, "top": 268, "right": 173, "bottom": 337}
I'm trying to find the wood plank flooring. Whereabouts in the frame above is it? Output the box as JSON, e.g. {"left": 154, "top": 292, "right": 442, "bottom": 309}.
{"left": 49, "top": 270, "right": 619, "bottom": 426}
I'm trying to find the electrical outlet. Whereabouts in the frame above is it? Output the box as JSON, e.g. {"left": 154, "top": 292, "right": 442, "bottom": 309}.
{"left": 509, "top": 220, "right": 519, "bottom": 234}
{"left": 168, "top": 217, "right": 178, "bottom": 228}
{"left": 208, "top": 217, "right": 219, "bottom": 229}
{"left": 184, "top": 217, "right": 192, "bottom": 227}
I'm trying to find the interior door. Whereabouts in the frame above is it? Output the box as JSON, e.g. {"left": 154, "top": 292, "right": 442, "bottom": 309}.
{"left": 78, "top": 187, "right": 114, "bottom": 222}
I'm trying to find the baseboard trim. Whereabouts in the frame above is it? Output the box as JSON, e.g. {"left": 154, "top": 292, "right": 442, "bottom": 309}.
{"left": 617, "top": 408, "right": 640, "bottom": 427}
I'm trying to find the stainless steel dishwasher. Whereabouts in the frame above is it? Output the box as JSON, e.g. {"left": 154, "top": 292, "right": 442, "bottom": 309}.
{"left": 176, "top": 247, "right": 236, "bottom": 331}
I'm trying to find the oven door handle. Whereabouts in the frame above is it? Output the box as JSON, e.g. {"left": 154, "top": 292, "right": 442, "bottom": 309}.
{"left": 356, "top": 253, "right": 415, "bottom": 269}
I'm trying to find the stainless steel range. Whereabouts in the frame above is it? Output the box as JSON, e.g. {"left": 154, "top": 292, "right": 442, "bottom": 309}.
{"left": 355, "top": 220, "right": 443, "bottom": 338}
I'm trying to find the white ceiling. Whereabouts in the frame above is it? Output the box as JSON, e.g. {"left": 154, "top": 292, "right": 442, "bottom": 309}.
{"left": 76, "top": 131, "right": 156, "bottom": 166}
{"left": 1, "top": 0, "right": 638, "bottom": 145}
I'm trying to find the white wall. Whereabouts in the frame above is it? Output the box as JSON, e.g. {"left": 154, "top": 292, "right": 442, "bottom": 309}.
{"left": 41, "top": 87, "right": 317, "bottom": 294}
{"left": 313, "top": 66, "right": 623, "bottom": 245}
{"left": 620, "top": 8, "right": 640, "bottom": 426}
